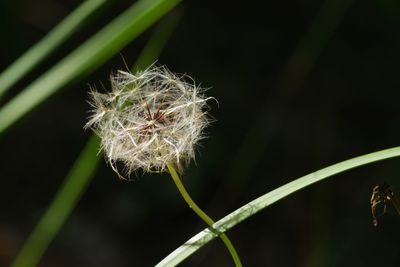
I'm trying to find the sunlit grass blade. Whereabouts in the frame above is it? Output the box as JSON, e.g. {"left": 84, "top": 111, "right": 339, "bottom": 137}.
{"left": 10, "top": 14, "right": 180, "bottom": 267}
{"left": 0, "top": 0, "right": 181, "bottom": 136}
{"left": 0, "top": 0, "right": 109, "bottom": 100}
{"left": 156, "top": 146, "right": 400, "bottom": 266}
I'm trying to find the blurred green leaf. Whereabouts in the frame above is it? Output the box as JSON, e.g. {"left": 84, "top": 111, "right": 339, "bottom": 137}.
{"left": 10, "top": 12, "right": 181, "bottom": 267}
{"left": 0, "top": 0, "right": 109, "bottom": 100}
{"left": 11, "top": 135, "right": 101, "bottom": 267}
{"left": 0, "top": 0, "right": 181, "bottom": 136}
{"left": 134, "top": 9, "right": 181, "bottom": 70}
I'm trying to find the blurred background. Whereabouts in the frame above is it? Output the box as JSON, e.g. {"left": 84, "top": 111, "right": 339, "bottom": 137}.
{"left": 1, "top": 0, "right": 400, "bottom": 266}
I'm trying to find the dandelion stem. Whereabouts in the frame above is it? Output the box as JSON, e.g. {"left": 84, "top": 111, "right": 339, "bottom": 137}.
{"left": 166, "top": 163, "right": 243, "bottom": 267}
{"left": 159, "top": 146, "right": 400, "bottom": 266}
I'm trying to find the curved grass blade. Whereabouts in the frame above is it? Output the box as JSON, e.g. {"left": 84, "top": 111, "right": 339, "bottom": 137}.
{"left": 156, "top": 146, "right": 400, "bottom": 266}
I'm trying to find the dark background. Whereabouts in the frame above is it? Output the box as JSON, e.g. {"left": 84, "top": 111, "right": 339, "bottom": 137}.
{"left": 1, "top": 0, "right": 400, "bottom": 266}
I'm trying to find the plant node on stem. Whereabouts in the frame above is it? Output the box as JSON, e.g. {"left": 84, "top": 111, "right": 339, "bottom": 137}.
{"left": 166, "top": 163, "right": 243, "bottom": 267}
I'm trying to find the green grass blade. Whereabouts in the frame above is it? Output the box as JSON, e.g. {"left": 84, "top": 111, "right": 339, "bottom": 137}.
{"left": 133, "top": 9, "right": 181, "bottom": 70}
{"left": 156, "top": 146, "right": 400, "bottom": 266}
{"left": 11, "top": 135, "right": 101, "bottom": 267}
{"left": 0, "top": 0, "right": 109, "bottom": 100}
{"left": 0, "top": 0, "right": 181, "bottom": 136}
{"left": 10, "top": 14, "right": 179, "bottom": 267}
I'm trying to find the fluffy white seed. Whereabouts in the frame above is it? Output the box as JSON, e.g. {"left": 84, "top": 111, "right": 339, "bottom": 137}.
{"left": 85, "top": 65, "right": 212, "bottom": 178}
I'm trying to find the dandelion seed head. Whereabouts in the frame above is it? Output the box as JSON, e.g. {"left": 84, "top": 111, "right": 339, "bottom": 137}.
{"left": 85, "top": 65, "right": 213, "bottom": 178}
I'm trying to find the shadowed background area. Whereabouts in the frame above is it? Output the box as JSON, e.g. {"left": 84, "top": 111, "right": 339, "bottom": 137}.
{"left": 1, "top": 0, "right": 400, "bottom": 266}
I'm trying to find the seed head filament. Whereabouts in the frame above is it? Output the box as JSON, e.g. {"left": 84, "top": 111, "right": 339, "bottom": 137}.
{"left": 86, "top": 65, "right": 212, "bottom": 175}
{"left": 138, "top": 103, "right": 169, "bottom": 138}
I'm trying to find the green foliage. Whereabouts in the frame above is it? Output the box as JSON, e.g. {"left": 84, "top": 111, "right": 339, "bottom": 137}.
{"left": 0, "top": 0, "right": 181, "bottom": 135}
{"left": 2, "top": 1, "right": 181, "bottom": 266}
{"left": 11, "top": 135, "right": 101, "bottom": 267}
{"left": 3, "top": 0, "right": 400, "bottom": 266}
{"left": 157, "top": 146, "right": 400, "bottom": 266}
{"left": 0, "top": 0, "right": 108, "bottom": 99}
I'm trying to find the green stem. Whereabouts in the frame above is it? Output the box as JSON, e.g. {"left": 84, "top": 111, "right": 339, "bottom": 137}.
{"left": 166, "top": 163, "right": 243, "bottom": 267}
{"left": 158, "top": 146, "right": 400, "bottom": 266}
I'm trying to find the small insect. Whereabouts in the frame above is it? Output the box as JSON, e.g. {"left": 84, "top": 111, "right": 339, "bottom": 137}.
{"left": 370, "top": 183, "right": 400, "bottom": 226}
